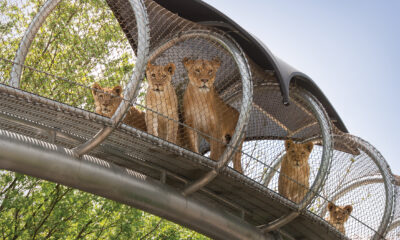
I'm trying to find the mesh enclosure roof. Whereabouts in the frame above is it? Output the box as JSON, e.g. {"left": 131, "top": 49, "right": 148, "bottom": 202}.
{"left": 107, "top": 0, "right": 348, "bottom": 133}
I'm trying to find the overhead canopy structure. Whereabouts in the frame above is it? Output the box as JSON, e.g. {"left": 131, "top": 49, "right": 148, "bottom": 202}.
{"left": 111, "top": 0, "right": 348, "bottom": 133}
{"left": 0, "top": 0, "right": 397, "bottom": 239}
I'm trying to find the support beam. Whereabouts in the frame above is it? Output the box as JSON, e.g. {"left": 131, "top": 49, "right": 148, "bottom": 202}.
{"left": 0, "top": 131, "right": 272, "bottom": 240}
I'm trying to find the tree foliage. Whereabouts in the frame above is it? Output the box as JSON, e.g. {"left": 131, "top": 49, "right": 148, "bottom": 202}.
{"left": 0, "top": 0, "right": 208, "bottom": 239}
{"left": 0, "top": 171, "right": 208, "bottom": 239}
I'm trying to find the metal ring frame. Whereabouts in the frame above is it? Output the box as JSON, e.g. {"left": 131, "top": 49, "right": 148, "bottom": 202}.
{"left": 347, "top": 135, "right": 395, "bottom": 240}
{"left": 4, "top": 0, "right": 398, "bottom": 239}
{"left": 260, "top": 132, "right": 396, "bottom": 238}
{"left": 261, "top": 88, "right": 333, "bottom": 233}
{"left": 147, "top": 30, "right": 253, "bottom": 197}
{"left": 9, "top": 0, "right": 150, "bottom": 157}
{"left": 9, "top": 0, "right": 61, "bottom": 88}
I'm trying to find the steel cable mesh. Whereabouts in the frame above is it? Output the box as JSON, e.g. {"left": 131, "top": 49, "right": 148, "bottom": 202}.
{"left": 386, "top": 184, "right": 400, "bottom": 240}
{"left": 0, "top": 0, "right": 396, "bottom": 239}
{"left": 1, "top": 0, "right": 138, "bottom": 109}
{"left": 305, "top": 133, "right": 394, "bottom": 239}
{"left": 2, "top": 0, "right": 329, "bottom": 226}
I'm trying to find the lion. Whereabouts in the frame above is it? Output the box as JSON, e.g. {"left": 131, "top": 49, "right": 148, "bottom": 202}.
{"left": 326, "top": 202, "right": 353, "bottom": 234}
{"left": 182, "top": 57, "right": 243, "bottom": 173}
{"left": 278, "top": 140, "right": 313, "bottom": 203}
{"left": 91, "top": 83, "right": 146, "bottom": 132}
{"left": 145, "top": 62, "right": 179, "bottom": 144}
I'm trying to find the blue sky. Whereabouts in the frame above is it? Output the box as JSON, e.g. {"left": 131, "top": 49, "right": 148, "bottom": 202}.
{"left": 203, "top": 0, "right": 400, "bottom": 174}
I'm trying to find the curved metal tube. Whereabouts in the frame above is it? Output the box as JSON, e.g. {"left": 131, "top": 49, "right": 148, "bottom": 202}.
{"left": 387, "top": 220, "right": 400, "bottom": 235}
{"left": 9, "top": 0, "right": 149, "bottom": 156}
{"left": 345, "top": 135, "right": 395, "bottom": 240}
{"left": 73, "top": 0, "right": 149, "bottom": 156}
{"left": 0, "top": 130, "right": 269, "bottom": 240}
{"left": 148, "top": 30, "right": 252, "bottom": 196}
{"left": 261, "top": 88, "right": 333, "bottom": 232}
{"left": 10, "top": 0, "right": 61, "bottom": 88}
{"left": 319, "top": 176, "right": 384, "bottom": 217}
{"left": 261, "top": 212, "right": 299, "bottom": 234}
{"left": 262, "top": 153, "right": 283, "bottom": 187}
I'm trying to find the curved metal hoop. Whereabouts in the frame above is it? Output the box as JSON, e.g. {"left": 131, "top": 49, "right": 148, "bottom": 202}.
{"left": 340, "top": 134, "right": 395, "bottom": 240}
{"left": 319, "top": 176, "right": 384, "bottom": 217}
{"left": 261, "top": 87, "right": 333, "bottom": 232}
{"left": 148, "top": 30, "right": 253, "bottom": 196}
{"left": 8, "top": 0, "right": 150, "bottom": 156}
{"left": 10, "top": 0, "right": 61, "bottom": 88}
{"left": 261, "top": 131, "right": 396, "bottom": 237}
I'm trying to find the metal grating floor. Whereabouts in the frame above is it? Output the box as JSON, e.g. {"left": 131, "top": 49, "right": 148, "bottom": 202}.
{"left": 0, "top": 83, "right": 347, "bottom": 239}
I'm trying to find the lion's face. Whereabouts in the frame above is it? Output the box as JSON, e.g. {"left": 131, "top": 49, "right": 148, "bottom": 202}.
{"left": 92, "top": 83, "right": 123, "bottom": 117}
{"left": 328, "top": 203, "right": 353, "bottom": 225}
{"left": 285, "top": 140, "right": 313, "bottom": 167}
{"left": 146, "top": 62, "right": 175, "bottom": 93}
{"left": 183, "top": 57, "right": 221, "bottom": 92}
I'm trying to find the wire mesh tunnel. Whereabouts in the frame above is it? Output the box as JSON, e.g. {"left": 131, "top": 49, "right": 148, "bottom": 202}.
{"left": 0, "top": 0, "right": 397, "bottom": 239}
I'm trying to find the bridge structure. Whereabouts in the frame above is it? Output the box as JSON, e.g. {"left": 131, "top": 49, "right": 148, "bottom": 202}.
{"left": 0, "top": 0, "right": 399, "bottom": 239}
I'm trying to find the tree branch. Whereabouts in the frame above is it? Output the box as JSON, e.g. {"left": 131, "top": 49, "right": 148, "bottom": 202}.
{"left": 75, "top": 219, "right": 93, "bottom": 240}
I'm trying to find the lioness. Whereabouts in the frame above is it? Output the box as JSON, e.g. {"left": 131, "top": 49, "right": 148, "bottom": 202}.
{"left": 326, "top": 202, "right": 353, "bottom": 234}
{"left": 182, "top": 57, "right": 243, "bottom": 173}
{"left": 91, "top": 83, "right": 146, "bottom": 132}
{"left": 145, "top": 62, "right": 179, "bottom": 144}
{"left": 278, "top": 140, "right": 313, "bottom": 203}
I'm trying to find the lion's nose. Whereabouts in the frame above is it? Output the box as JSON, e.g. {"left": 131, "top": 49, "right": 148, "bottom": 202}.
{"left": 201, "top": 79, "right": 208, "bottom": 83}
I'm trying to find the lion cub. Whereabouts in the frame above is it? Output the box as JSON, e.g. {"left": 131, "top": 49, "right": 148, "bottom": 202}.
{"left": 91, "top": 83, "right": 146, "bottom": 132}
{"left": 326, "top": 202, "right": 353, "bottom": 234}
{"left": 145, "top": 62, "right": 179, "bottom": 144}
{"left": 182, "top": 57, "right": 243, "bottom": 173}
{"left": 278, "top": 140, "right": 313, "bottom": 203}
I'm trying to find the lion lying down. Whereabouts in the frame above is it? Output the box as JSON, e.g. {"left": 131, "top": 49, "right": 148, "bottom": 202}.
{"left": 91, "top": 83, "right": 146, "bottom": 132}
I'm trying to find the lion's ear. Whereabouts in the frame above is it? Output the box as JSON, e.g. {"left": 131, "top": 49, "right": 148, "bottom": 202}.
{"left": 212, "top": 57, "right": 221, "bottom": 69}
{"left": 327, "top": 202, "right": 335, "bottom": 212}
{"left": 146, "top": 61, "right": 153, "bottom": 70}
{"left": 285, "top": 139, "right": 294, "bottom": 150}
{"left": 112, "top": 85, "right": 122, "bottom": 96}
{"left": 92, "top": 82, "right": 102, "bottom": 96}
{"left": 304, "top": 142, "right": 314, "bottom": 153}
{"left": 165, "top": 63, "right": 176, "bottom": 76}
{"left": 182, "top": 57, "right": 193, "bottom": 69}
{"left": 344, "top": 205, "right": 353, "bottom": 214}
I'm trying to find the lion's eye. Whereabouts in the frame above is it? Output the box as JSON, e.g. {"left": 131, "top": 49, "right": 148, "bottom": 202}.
{"left": 208, "top": 70, "right": 213, "bottom": 75}
{"left": 162, "top": 74, "right": 166, "bottom": 78}
{"left": 301, "top": 152, "right": 306, "bottom": 155}
{"left": 291, "top": 150, "right": 295, "bottom": 154}
{"left": 98, "top": 94, "right": 103, "bottom": 99}
{"left": 151, "top": 73, "right": 156, "bottom": 78}
{"left": 195, "top": 69, "right": 200, "bottom": 74}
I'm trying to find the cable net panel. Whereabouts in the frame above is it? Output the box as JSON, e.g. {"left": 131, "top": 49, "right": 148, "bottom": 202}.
{"left": 385, "top": 179, "right": 400, "bottom": 239}
{"left": 306, "top": 133, "right": 393, "bottom": 239}
{"left": 0, "top": 0, "right": 397, "bottom": 239}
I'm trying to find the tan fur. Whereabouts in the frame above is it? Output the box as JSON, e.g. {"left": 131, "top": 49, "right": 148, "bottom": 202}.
{"left": 182, "top": 57, "right": 243, "bottom": 173}
{"left": 278, "top": 140, "right": 313, "bottom": 203}
{"left": 145, "top": 62, "right": 179, "bottom": 144}
{"left": 326, "top": 202, "right": 353, "bottom": 234}
{"left": 91, "top": 83, "right": 146, "bottom": 132}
